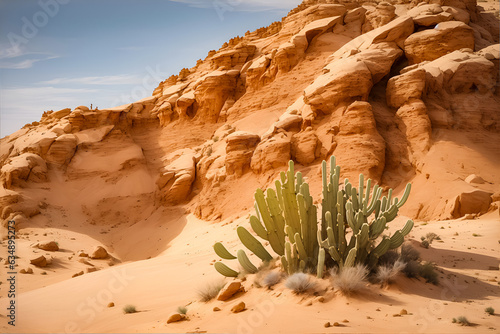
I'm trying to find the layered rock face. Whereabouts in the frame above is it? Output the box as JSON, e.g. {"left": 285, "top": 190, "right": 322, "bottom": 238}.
{"left": 1, "top": 0, "right": 499, "bottom": 232}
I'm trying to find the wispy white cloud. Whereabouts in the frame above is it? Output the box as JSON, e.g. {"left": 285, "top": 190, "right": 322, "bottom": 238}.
{"left": 39, "top": 74, "right": 143, "bottom": 86}
{"left": 0, "top": 44, "right": 60, "bottom": 69}
{"left": 170, "top": 0, "right": 301, "bottom": 12}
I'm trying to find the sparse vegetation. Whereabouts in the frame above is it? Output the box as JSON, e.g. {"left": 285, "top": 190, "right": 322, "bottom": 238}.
{"left": 262, "top": 271, "right": 282, "bottom": 288}
{"left": 285, "top": 273, "right": 316, "bottom": 294}
{"left": 453, "top": 316, "right": 471, "bottom": 326}
{"left": 421, "top": 233, "right": 440, "bottom": 248}
{"left": 485, "top": 307, "right": 495, "bottom": 315}
{"left": 177, "top": 306, "right": 188, "bottom": 315}
{"left": 419, "top": 262, "right": 439, "bottom": 285}
{"left": 123, "top": 305, "right": 137, "bottom": 314}
{"left": 332, "top": 265, "right": 368, "bottom": 294}
{"left": 400, "top": 243, "right": 420, "bottom": 263}
{"left": 212, "top": 136, "right": 219, "bottom": 142}
{"left": 376, "top": 260, "right": 406, "bottom": 286}
{"left": 197, "top": 280, "right": 226, "bottom": 302}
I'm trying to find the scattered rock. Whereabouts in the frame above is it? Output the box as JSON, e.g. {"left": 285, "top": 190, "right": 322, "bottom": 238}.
{"left": 465, "top": 174, "right": 486, "bottom": 184}
{"left": 37, "top": 241, "right": 59, "bottom": 252}
{"left": 213, "top": 307, "right": 221, "bottom": 312}
{"left": 217, "top": 281, "right": 242, "bottom": 301}
{"left": 86, "top": 267, "right": 98, "bottom": 273}
{"left": 108, "top": 302, "right": 115, "bottom": 308}
{"left": 167, "top": 313, "right": 186, "bottom": 324}
{"left": 315, "top": 296, "right": 325, "bottom": 303}
{"left": 393, "top": 314, "right": 401, "bottom": 317}
{"left": 78, "top": 252, "right": 89, "bottom": 257}
{"left": 324, "top": 322, "right": 331, "bottom": 328}
{"left": 225, "top": 131, "right": 260, "bottom": 176}
{"left": 400, "top": 309, "right": 408, "bottom": 315}
{"left": 231, "top": 301, "right": 246, "bottom": 313}
{"left": 30, "top": 255, "right": 47, "bottom": 267}
{"left": 72, "top": 271, "right": 84, "bottom": 278}
{"left": 19, "top": 267, "right": 33, "bottom": 274}
{"left": 333, "top": 322, "right": 340, "bottom": 326}
{"left": 90, "top": 246, "right": 109, "bottom": 259}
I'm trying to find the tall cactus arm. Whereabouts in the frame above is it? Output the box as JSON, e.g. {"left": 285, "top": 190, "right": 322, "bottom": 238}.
{"left": 237, "top": 226, "right": 273, "bottom": 262}
{"left": 255, "top": 189, "right": 284, "bottom": 255}
{"left": 214, "top": 262, "right": 239, "bottom": 277}
{"left": 214, "top": 242, "right": 237, "bottom": 260}
{"left": 294, "top": 233, "right": 308, "bottom": 262}
{"left": 344, "top": 247, "right": 357, "bottom": 268}
{"left": 250, "top": 215, "right": 269, "bottom": 241}
{"left": 317, "top": 248, "right": 325, "bottom": 278}
{"left": 358, "top": 173, "right": 365, "bottom": 210}
{"left": 237, "top": 249, "right": 258, "bottom": 274}
{"left": 396, "top": 183, "right": 412, "bottom": 208}
{"left": 400, "top": 219, "right": 414, "bottom": 236}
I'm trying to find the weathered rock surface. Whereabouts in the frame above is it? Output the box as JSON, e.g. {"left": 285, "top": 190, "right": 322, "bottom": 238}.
{"left": 335, "top": 101, "right": 386, "bottom": 181}
{"left": 387, "top": 69, "right": 427, "bottom": 108}
{"left": 404, "top": 21, "right": 475, "bottom": 64}
{"left": 225, "top": 131, "right": 260, "bottom": 176}
{"left": 45, "top": 134, "right": 78, "bottom": 166}
{"left": 451, "top": 190, "right": 493, "bottom": 218}
{"left": 1, "top": 153, "right": 47, "bottom": 188}
{"left": 291, "top": 128, "right": 320, "bottom": 166}
{"left": 251, "top": 134, "right": 291, "bottom": 174}
{"left": 158, "top": 150, "right": 196, "bottom": 204}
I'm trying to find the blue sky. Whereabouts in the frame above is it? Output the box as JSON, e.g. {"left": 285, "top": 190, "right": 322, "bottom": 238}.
{"left": 0, "top": 0, "right": 301, "bottom": 137}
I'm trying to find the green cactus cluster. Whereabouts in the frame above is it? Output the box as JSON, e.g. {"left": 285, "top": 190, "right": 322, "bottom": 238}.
{"left": 213, "top": 157, "right": 414, "bottom": 278}
{"left": 316, "top": 156, "right": 413, "bottom": 277}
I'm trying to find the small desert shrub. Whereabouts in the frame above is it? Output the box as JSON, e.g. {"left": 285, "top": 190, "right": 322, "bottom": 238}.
{"left": 400, "top": 243, "right": 420, "bottom": 263}
{"left": 332, "top": 265, "right": 368, "bottom": 294}
{"left": 285, "top": 273, "right": 316, "bottom": 294}
{"left": 378, "top": 250, "right": 399, "bottom": 266}
{"left": 425, "top": 233, "right": 441, "bottom": 243}
{"left": 177, "top": 306, "right": 188, "bottom": 315}
{"left": 485, "top": 307, "right": 495, "bottom": 315}
{"left": 197, "top": 280, "right": 226, "bottom": 302}
{"left": 123, "top": 305, "right": 137, "bottom": 314}
{"left": 376, "top": 260, "right": 406, "bottom": 285}
{"left": 403, "top": 260, "right": 421, "bottom": 278}
{"left": 212, "top": 136, "right": 219, "bottom": 142}
{"left": 419, "top": 262, "right": 439, "bottom": 285}
{"left": 421, "top": 233, "right": 440, "bottom": 248}
{"left": 455, "top": 316, "right": 471, "bottom": 326}
{"left": 262, "top": 271, "right": 282, "bottom": 288}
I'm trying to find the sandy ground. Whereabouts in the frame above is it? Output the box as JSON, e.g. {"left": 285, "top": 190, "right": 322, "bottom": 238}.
{"left": 1, "top": 209, "right": 498, "bottom": 333}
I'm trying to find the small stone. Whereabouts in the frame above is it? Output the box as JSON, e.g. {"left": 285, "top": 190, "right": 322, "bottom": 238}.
{"left": 333, "top": 322, "right": 340, "bottom": 327}
{"left": 213, "top": 307, "right": 221, "bottom": 312}
{"left": 306, "top": 300, "right": 313, "bottom": 306}
{"left": 315, "top": 296, "right": 325, "bottom": 303}
{"left": 324, "top": 322, "right": 331, "bottom": 328}
{"left": 166, "top": 313, "right": 185, "bottom": 324}
{"left": 217, "top": 281, "right": 242, "bottom": 301}
{"left": 90, "top": 246, "right": 108, "bottom": 259}
{"left": 40, "top": 271, "right": 47, "bottom": 275}
{"left": 108, "top": 302, "right": 114, "bottom": 308}
{"left": 37, "top": 241, "right": 59, "bottom": 252}
{"left": 30, "top": 255, "right": 48, "bottom": 267}
{"left": 78, "top": 252, "right": 89, "bottom": 257}
{"left": 231, "top": 301, "right": 246, "bottom": 313}
{"left": 342, "top": 319, "right": 349, "bottom": 323}
{"left": 72, "top": 271, "right": 84, "bottom": 278}
{"left": 400, "top": 309, "right": 408, "bottom": 315}
{"left": 86, "top": 267, "right": 98, "bottom": 273}
{"left": 393, "top": 314, "right": 402, "bottom": 317}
